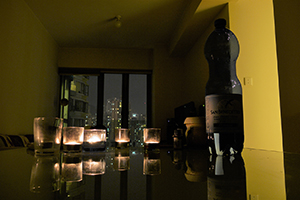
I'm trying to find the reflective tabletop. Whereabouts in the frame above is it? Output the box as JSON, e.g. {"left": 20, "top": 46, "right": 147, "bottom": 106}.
{"left": 0, "top": 147, "right": 299, "bottom": 200}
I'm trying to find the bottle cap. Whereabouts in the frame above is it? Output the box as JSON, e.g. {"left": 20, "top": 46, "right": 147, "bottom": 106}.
{"left": 214, "top": 18, "right": 226, "bottom": 29}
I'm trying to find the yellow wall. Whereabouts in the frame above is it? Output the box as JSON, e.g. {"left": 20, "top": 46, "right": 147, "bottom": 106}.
{"left": 58, "top": 47, "right": 153, "bottom": 70}
{"left": 0, "top": 0, "right": 59, "bottom": 135}
{"left": 152, "top": 46, "right": 186, "bottom": 140}
{"left": 273, "top": 0, "right": 300, "bottom": 153}
{"left": 228, "top": 0, "right": 282, "bottom": 151}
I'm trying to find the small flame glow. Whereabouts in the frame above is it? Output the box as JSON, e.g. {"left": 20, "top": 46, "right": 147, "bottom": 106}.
{"left": 87, "top": 136, "right": 101, "bottom": 143}
{"left": 65, "top": 141, "right": 81, "bottom": 145}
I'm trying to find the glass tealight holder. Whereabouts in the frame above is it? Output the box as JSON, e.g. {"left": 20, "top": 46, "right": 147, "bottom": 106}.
{"left": 62, "top": 153, "right": 82, "bottom": 182}
{"left": 83, "top": 153, "right": 106, "bottom": 175}
{"left": 143, "top": 128, "right": 161, "bottom": 151}
{"left": 115, "top": 128, "right": 130, "bottom": 148}
{"left": 63, "top": 127, "right": 84, "bottom": 152}
{"left": 114, "top": 148, "right": 130, "bottom": 171}
{"left": 83, "top": 129, "right": 106, "bottom": 151}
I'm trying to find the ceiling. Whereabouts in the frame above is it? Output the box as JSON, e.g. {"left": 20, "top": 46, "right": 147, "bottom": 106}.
{"left": 23, "top": 0, "right": 232, "bottom": 56}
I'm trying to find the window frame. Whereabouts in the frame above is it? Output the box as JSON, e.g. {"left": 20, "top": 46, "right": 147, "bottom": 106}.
{"left": 58, "top": 68, "right": 152, "bottom": 128}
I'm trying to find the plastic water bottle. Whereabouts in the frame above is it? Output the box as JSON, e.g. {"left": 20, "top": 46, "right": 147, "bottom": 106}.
{"left": 204, "top": 18, "right": 244, "bottom": 156}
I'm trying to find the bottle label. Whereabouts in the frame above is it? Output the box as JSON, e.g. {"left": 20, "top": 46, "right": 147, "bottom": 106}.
{"left": 205, "top": 94, "right": 243, "bottom": 134}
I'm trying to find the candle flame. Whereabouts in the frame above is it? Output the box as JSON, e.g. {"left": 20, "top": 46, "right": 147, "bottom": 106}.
{"left": 115, "top": 139, "right": 129, "bottom": 143}
{"left": 65, "top": 141, "right": 81, "bottom": 145}
{"left": 87, "top": 136, "right": 101, "bottom": 143}
{"left": 55, "top": 138, "right": 60, "bottom": 144}
{"left": 145, "top": 139, "right": 159, "bottom": 144}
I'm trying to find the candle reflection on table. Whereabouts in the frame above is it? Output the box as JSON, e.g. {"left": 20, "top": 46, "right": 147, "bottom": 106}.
{"left": 143, "top": 150, "right": 161, "bottom": 176}
{"left": 115, "top": 156, "right": 130, "bottom": 171}
{"left": 62, "top": 154, "right": 83, "bottom": 182}
{"left": 83, "top": 154, "right": 106, "bottom": 175}
{"left": 114, "top": 148, "right": 130, "bottom": 171}
{"left": 143, "top": 157, "right": 161, "bottom": 176}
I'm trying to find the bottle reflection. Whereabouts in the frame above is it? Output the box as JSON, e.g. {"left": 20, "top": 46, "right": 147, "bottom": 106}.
{"left": 29, "top": 155, "right": 60, "bottom": 193}
{"left": 207, "top": 155, "right": 247, "bottom": 200}
{"left": 170, "top": 150, "right": 184, "bottom": 170}
{"left": 185, "top": 149, "right": 208, "bottom": 182}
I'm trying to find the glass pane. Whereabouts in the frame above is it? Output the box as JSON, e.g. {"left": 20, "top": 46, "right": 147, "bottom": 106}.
{"left": 129, "top": 74, "right": 147, "bottom": 147}
{"left": 60, "top": 76, "right": 71, "bottom": 127}
{"left": 63, "top": 75, "right": 97, "bottom": 127}
{"left": 103, "top": 74, "right": 122, "bottom": 146}
{"left": 87, "top": 76, "right": 98, "bottom": 127}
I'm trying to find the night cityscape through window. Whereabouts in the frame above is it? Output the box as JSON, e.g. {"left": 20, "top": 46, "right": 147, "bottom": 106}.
{"left": 62, "top": 74, "right": 147, "bottom": 147}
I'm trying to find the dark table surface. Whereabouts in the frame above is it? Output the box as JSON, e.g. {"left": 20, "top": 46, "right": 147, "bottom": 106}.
{"left": 0, "top": 146, "right": 299, "bottom": 200}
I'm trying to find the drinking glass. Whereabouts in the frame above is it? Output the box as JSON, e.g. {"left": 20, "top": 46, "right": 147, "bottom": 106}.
{"left": 33, "top": 117, "right": 63, "bottom": 155}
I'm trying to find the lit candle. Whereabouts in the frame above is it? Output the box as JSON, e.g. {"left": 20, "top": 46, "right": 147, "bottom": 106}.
{"left": 115, "top": 129, "right": 130, "bottom": 148}
{"left": 63, "top": 127, "right": 84, "bottom": 152}
{"left": 143, "top": 128, "right": 161, "bottom": 151}
{"left": 83, "top": 129, "right": 106, "bottom": 151}
{"left": 87, "top": 136, "right": 101, "bottom": 143}
{"left": 143, "top": 128, "right": 161, "bottom": 144}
